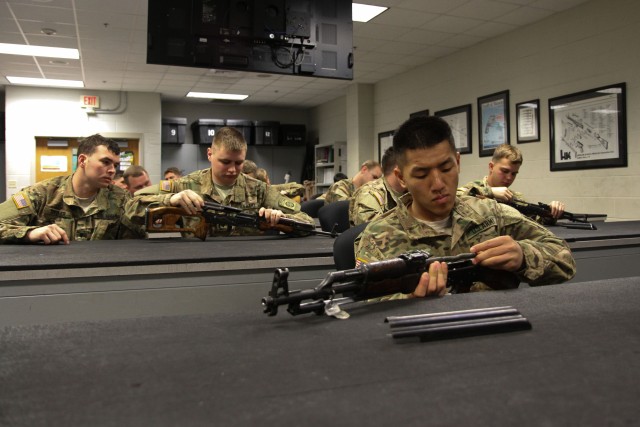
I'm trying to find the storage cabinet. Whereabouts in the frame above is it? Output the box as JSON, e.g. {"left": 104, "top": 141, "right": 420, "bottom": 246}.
{"left": 314, "top": 142, "right": 346, "bottom": 194}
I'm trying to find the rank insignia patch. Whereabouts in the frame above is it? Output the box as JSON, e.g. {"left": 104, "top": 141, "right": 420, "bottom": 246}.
{"left": 12, "top": 192, "right": 31, "bottom": 209}
{"left": 279, "top": 198, "right": 296, "bottom": 210}
{"left": 160, "top": 180, "right": 173, "bottom": 192}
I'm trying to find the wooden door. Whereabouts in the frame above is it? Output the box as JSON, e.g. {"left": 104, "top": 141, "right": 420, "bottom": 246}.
{"left": 35, "top": 137, "right": 139, "bottom": 183}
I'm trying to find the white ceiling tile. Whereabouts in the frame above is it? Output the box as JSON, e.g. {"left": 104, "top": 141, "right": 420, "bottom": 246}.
{"left": 448, "top": 0, "right": 521, "bottom": 21}
{"left": 465, "top": 21, "right": 518, "bottom": 38}
{"left": 421, "top": 15, "right": 485, "bottom": 34}
{"left": 495, "top": 6, "right": 555, "bottom": 25}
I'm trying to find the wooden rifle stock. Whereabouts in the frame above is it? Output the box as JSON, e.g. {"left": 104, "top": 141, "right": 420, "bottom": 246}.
{"left": 145, "top": 201, "right": 335, "bottom": 240}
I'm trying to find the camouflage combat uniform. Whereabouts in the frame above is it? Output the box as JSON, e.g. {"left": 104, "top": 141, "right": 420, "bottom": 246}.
{"left": 272, "top": 182, "right": 305, "bottom": 202}
{"left": 349, "top": 176, "right": 404, "bottom": 226}
{"left": 125, "top": 169, "right": 314, "bottom": 236}
{"left": 457, "top": 176, "right": 551, "bottom": 224}
{"left": 355, "top": 193, "right": 576, "bottom": 293}
{"left": 324, "top": 179, "right": 355, "bottom": 204}
{"left": 457, "top": 176, "right": 524, "bottom": 200}
{"left": 0, "top": 175, "right": 144, "bottom": 243}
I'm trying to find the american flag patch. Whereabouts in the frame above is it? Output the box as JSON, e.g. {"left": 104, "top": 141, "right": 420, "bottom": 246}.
{"left": 355, "top": 257, "right": 367, "bottom": 268}
{"left": 12, "top": 192, "right": 31, "bottom": 209}
{"left": 160, "top": 180, "right": 172, "bottom": 192}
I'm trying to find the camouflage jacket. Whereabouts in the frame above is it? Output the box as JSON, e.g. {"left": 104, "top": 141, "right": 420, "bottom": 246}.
{"left": 272, "top": 182, "right": 305, "bottom": 199}
{"left": 349, "top": 176, "right": 405, "bottom": 226}
{"left": 125, "top": 169, "right": 313, "bottom": 236}
{"left": 0, "top": 175, "right": 144, "bottom": 243}
{"left": 355, "top": 193, "right": 576, "bottom": 291}
{"left": 457, "top": 176, "right": 552, "bottom": 225}
{"left": 324, "top": 179, "right": 355, "bottom": 204}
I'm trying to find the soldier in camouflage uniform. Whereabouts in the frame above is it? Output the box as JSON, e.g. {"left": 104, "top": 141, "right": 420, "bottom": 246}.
{"left": 0, "top": 134, "right": 144, "bottom": 244}
{"left": 324, "top": 160, "right": 382, "bottom": 204}
{"left": 355, "top": 116, "right": 576, "bottom": 298}
{"left": 125, "top": 127, "right": 313, "bottom": 237}
{"left": 457, "top": 144, "right": 566, "bottom": 224}
{"left": 349, "top": 146, "right": 406, "bottom": 226}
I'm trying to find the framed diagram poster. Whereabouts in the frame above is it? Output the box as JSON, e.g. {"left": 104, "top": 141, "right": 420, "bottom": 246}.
{"left": 549, "top": 83, "right": 627, "bottom": 171}
{"left": 435, "top": 104, "right": 472, "bottom": 154}
{"left": 478, "top": 90, "right": 510, "bottom": 157}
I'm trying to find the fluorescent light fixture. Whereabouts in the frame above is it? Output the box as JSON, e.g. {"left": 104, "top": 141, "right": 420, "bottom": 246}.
{"left": 6, "top": 76, "right": 84, "bottom": 88}
{"left": 0, "top": 43, "right": 79, "bottom": 59}
{"left": 186, "top": 92, "right": 248, "bottom": 101}
{"left": 353, "top": 3, "right": 388, "bottom": 23}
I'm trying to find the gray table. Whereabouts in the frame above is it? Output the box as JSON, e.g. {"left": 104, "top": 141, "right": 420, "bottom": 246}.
{"left": 0, "top": 236, "right": 335, "bottom": 326}
{"left": 1, "top": 221, "right": 639, "bottom": 326}
{"left": 1, "top": 277, "right": 639, "bottom": 427}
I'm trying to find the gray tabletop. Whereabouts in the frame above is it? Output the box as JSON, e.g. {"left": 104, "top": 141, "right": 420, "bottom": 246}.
{"left": 0, "top": 234, "right": 335, "bottom": 271}
{"left": 1, "top": 276, "right": 639, "bottom": 427}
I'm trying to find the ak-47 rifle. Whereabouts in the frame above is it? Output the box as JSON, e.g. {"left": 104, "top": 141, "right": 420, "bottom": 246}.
{"left": 145, "top": 201, "right": 337, "bottom": 241}
{"left": 504, "top": 198, "right": 606, "bottom": 230}
{"left": 262, "top": 251, "right": 520, "bottom": 317}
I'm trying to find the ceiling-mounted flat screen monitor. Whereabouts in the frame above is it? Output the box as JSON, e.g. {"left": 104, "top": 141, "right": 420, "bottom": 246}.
{"left": 147, "top": 0, "right": 353, "bottom": 80}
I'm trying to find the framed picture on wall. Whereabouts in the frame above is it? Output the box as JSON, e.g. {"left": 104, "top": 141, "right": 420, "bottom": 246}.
{"left": 410, "top": 109, "right": 429, "bottom": 119}
{"left": 378, "top": 130, "right": 394, "bottom": 162}
{"left": 477, "top": 90, "right": 510, "bottom": 157}
{"left": 516, "top": 99, "right": 540, "bottom": 143}
{"left": 435, "top": 104, "right": 472, "bottom": 154}
{"left": 549, "top": 82, "right": 627, "bottom": 171}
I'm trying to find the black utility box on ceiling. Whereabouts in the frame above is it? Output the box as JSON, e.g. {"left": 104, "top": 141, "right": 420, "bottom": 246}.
{"left": 191, "top": 119, "right": 225, "bottom": 145}
{"left": 226, "top": 119, "right": 254, "bottom": 145}
{"left": 161, "top": 117, "right": 187, "bottom": 144}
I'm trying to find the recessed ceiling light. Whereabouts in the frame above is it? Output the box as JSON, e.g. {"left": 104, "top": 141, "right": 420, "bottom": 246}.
{"left": 352, "top": 3, "right": 388, "bottom": 23}
{"left": 41, "top": 28, "right": 57, "bottom": 36}
{"left": 0, "top": 43, "right": 79, "bottom": 59}
{"left": 186, "top": 92, "right": 248, "bottom": 101}
{"left": 48, "top": 60, "right": 69, "bottom": 65}
{"left": 6, "top": 76, "right": 84, "bottom": 88}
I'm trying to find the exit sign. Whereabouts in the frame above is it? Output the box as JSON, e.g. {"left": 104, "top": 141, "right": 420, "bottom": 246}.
{"left": 81, "top": 95, "right": 100, "bottom": 108}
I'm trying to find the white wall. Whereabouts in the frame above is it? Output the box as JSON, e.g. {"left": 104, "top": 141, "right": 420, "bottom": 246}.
{"left": 5, "top": 87, "right": 161, "bottom": 196}
{"left": 308, "top": 96, "right": 346, "bottom": 148}
{"left": 311, "top": 0, "right": 640, "bottom": 221}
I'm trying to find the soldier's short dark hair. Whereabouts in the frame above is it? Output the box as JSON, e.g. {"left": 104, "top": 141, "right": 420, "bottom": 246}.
{"left": 380, "top": 146, "right": 397, "bottom": 176}
{"left": 333, "top": 172, "right": 347, "bottom": 182}
{"left": 163, "top": 166, "right": 182, "bottom": 177}
{"left": 393, "top": 116, "right": 456, "bottom": 166}
{"left": 123, "top": 165, "right": 149, "bottom": 186}
{"left": 492, "top": 144, "right": 523, "bottom": 165}
{"left": 242, "top": 160, "right": 258, "bottom": 176}
{"left": 212, "top": 127, "right": 247, "bottom": 152}
{"left": 77, "top": 134, "right": 120, "bottom": 157}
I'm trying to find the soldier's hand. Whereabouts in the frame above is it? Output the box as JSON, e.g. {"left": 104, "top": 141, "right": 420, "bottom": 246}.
{"left": 169, "top": 190, "right": 203, "bottom": 215}
{"left": 549, "top": 201, "right": 565, "bottom": 219}
{"left": 410, "top": 261, "right": 448, "bottom": 298}
{"left": 259, "top": 207, "right": 283, "bottom": 226}
{"left": 471, "top": 236, "right": 524, "bottom": 272}
{"left": 26, "top": 224, "right": 70, "bottom": 245}
{"left": 491, "top": 187, "right": 514, "bottom": 202}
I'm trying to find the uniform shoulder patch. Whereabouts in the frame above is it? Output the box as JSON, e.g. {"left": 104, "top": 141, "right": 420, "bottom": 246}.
{"left": 159, "top": 180, "right": 173, "bottom": 192}
{"left": 11, "top": 192, "right": 31, "bottom": 210}
{"left": 279, "top": 198, "right": 296, "bottom": 210}
{"left": 355, "top": 257, "right": 368, "bottom": 268}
